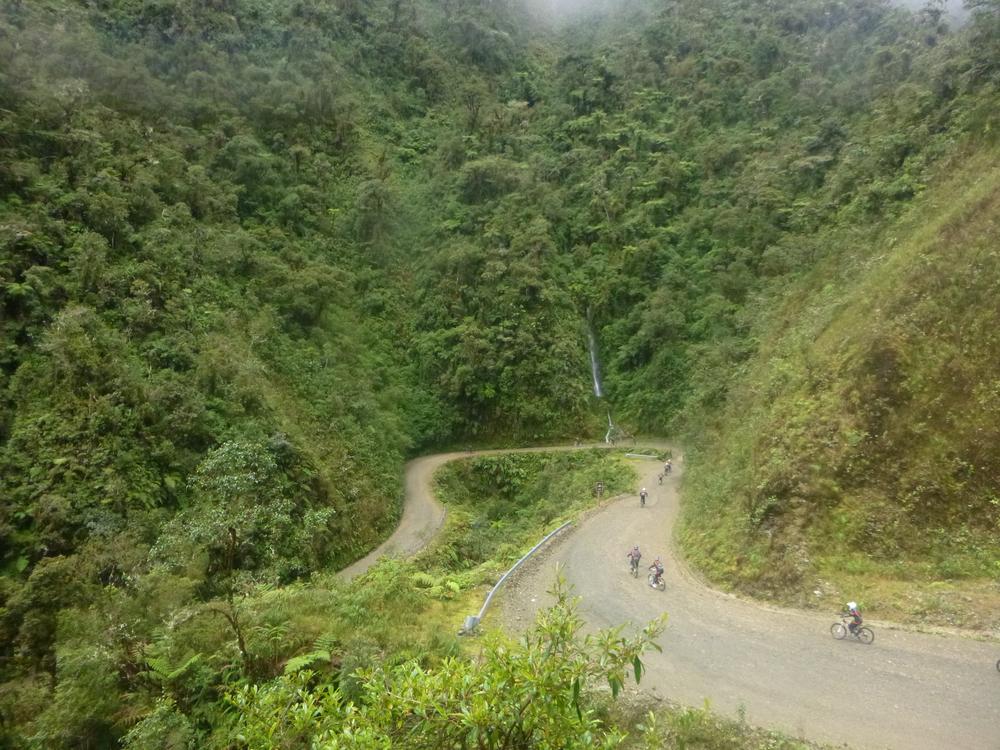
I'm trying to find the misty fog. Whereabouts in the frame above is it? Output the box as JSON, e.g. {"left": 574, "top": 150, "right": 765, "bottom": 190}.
{"left": 534, "top": 0, "right": 970, "bottom": 23}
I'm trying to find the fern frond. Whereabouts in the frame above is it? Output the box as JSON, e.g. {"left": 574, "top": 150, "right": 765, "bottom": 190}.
{"left": 411, "top": 572, "right": 437, "bottom": 588}
{"left": 283, "top": 650, "right": 331, "bottom": 675}
{"left": 315, "top": 633, "right": 339, "bottom": 652}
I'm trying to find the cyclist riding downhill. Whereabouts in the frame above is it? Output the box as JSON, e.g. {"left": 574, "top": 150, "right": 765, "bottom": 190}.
{"left": 627, "top": 545, "right": 642, "bottom": 577}
{"left": 648, "top": 557, "right": 665, "bottom": 588}
{"left": 639, "top": 487, "right": 648, "bottom": 507}
{"left": 845, "top": 601, "right": 863, "bottom": 635}
{"left": 831, "top": 601, "right": 874, "bottom": 644}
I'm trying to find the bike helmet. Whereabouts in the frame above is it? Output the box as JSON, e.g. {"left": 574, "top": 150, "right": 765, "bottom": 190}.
{"left": 847, "top": 601, "right": 857, "bottom": 610}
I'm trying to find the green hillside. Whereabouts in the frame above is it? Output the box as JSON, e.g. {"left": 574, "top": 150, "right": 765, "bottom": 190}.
{"left": 1, "top": 0, "right": 999, "bottom": 745}
{"left": 681, "top": 148, "right": 1000, "bottom": 627}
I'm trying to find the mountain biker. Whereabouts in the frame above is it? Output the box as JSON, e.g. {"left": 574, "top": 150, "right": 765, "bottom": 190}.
{"left": 627, "top": 545, "right": 641, "bottom": 573}
{"left": 649, "top": 557, "right": 664, "bottom": 586}
{"left": 664, "top": 459, "right": 672, "bottom": 475}
{"left": 845, "top": 601, "right": 863, "bottom": 634}
{"left": 639, "top": 487, "right": 648, "bottom": 506}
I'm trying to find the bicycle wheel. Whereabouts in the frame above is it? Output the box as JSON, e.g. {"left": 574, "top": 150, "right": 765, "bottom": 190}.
{"left": 830, "top": 622, "right": 847, "bottom": 640}
{"left": 657, "top": 578, "right": 666, "bottom": 591}
{"left": 858, "top": 627, "right": 875, "bottom": 645}
{"left": 995, "top": 658, "right": 999, "bottom": 673}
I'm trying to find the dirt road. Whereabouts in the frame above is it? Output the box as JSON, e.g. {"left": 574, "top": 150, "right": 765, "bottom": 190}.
{"left": 339, "top": 445, "right": 1000, "bottom": 749}
{"left": 338, "top": 444, "right": 612, "bottom": 581}
{"left": 339, "top": 451, "right": 456, "bottom": 580}
{"left": 497, "top": 453, "right": 1000, "bottom": 750}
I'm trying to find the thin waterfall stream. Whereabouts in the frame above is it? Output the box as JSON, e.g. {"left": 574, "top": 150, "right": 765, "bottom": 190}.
{"left": 605, "top": 410, "right": 616, "bottom": 445}
{"left": 586, "top": 321, "right": 604, "bottom": 398}
{"left": 585, "top": 313, "right": 619, "bottom": 444}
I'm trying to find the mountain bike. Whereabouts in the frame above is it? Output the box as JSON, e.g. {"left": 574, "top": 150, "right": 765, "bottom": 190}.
{"left": 647, "top": 571, "right": 665, "bottom": 591}
{"left": 831, "top": 616, "right": 874, "bottom": 644}
{"left": 639, "top": 491, "right": 647, "bottom": 507}
{"left": 996, "top": 658, "right": 1000, "bottom": 673}
{"left": 628, "top": 557, "right": 640, "bottom": 578}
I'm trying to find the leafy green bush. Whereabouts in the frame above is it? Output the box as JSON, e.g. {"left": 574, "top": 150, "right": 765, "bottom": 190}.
{"left": 225, "top": 578, "right": 664, "bottom": 750}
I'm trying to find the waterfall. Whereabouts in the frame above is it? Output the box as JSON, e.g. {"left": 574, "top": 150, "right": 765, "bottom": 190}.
{"left": 585, "top": 318, "right": 603, "bottom": 398}
{"left": 584, "top": 313, "right": 618, "bottom": 444}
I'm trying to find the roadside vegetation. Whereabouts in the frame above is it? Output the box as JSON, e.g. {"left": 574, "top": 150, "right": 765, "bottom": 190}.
{"left": 2, "top": 446, "right": 646, "bottom": 746}
{"left": 425, "top": 449, "right": 634, "bottom": 581}
{"left": 223, "top": 580, "right": 827, "bottom": 750}
{"left": 616, "top": 702, "right": 825, "bottom": 750}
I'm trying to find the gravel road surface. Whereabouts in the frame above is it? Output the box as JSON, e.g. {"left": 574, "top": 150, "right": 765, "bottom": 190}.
{"left": 496, "top": 453, "right": 1000, "bottom": 750}
{"left": 339, "top": 444, "right": 1000, "bottom": 749}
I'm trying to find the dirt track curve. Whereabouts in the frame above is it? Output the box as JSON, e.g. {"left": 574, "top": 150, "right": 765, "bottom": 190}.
{"left": 338, "top": 445, "right": 602, "bottom": 581}
{"left": 342, "top": 445, "right": 1000, "bottom": 750}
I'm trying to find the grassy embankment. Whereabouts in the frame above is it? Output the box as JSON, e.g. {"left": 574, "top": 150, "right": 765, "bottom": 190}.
{"left": 422, "top": 449, "right": 634, "bottom": 586}
{"left": 681, "top": 146, "right": 1000, "bottom": 630}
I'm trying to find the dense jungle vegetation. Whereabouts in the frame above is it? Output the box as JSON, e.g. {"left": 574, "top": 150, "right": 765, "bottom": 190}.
{"left": 1, "top": 0, "right": 999, "bottom": 745}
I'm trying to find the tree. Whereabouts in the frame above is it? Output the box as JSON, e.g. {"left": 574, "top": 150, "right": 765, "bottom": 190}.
{"left": 152, "top": 439, "right": 332, "bottom": 665}
{"left": 967, "top": 0, "right": 1000, "bottom": 80}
